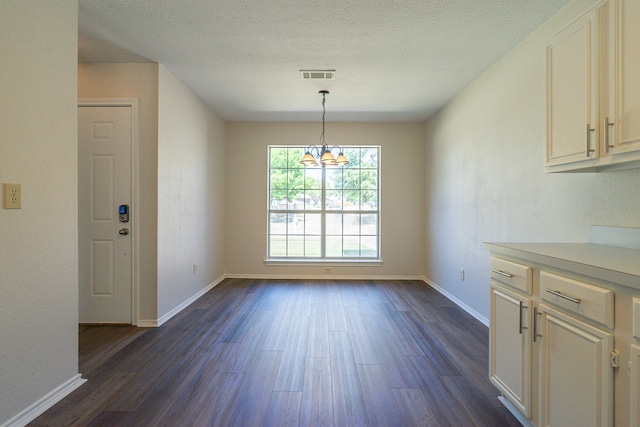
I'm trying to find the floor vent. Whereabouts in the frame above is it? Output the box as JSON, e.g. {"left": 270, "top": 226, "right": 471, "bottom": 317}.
{"left": 300, "top": 70, "right": 335, "bottom": 80}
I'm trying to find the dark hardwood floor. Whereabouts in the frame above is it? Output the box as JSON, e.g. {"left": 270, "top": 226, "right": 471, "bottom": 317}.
{"left": 30, "top": 279, "right": 519, "bottom": 426}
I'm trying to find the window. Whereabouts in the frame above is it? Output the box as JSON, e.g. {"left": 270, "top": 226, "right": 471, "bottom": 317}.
{"left": 268, "top": 146, "right": 380, "bottom": 260}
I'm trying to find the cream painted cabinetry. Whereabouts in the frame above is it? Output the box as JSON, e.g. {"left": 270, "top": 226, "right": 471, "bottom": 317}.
{"left": 538, "top": 304, "right": 613, "bottom": 427}
{"left": 488, "top": 254, "right": 619, "bottom": 427}
{"left": 630, "top": 344, "right": 640, "bottom": 426}
{"left": 545, "top": 4, "right": 601, "bottom": 169}
{"left": 632, "top": 298, "right": 640, "bottom": 426}
{"left": 489, "top": 257, "right": 533, "bottom": 419}
{"left": 490, "top": 284, "right": 533, "bottom": 417}
{"left": 544, "top": 0, "right": 640, "bottom": 172}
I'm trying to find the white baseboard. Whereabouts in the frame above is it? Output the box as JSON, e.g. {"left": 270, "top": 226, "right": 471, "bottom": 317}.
{"left": 421, "top": 277, "right": 489, "bottom": 326}
{"left": 1, "top": 374, "right": 86, "bottom": 427}
{"left": 136, "top": 319, "right": 159, "bottom": 328}
{"left": 224, "top": 274, "right": 426, "bottom": 281}
{"left": 157, "top": 275, "right": 226, "bottom": 326}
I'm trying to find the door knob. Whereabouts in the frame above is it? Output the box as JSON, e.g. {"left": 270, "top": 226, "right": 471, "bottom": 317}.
{"left": 119, "top": 228, "right": 129, "bottom": 236}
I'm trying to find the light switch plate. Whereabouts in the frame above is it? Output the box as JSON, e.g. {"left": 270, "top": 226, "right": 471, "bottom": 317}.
{"left": 3, "top": 183, "right": 21, "bottom": 209}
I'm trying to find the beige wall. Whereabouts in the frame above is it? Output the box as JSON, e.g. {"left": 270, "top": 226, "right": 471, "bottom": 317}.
{"left": 225, "top": 122, "right": 425, "bottom": 278}
{"left": 78, "top": 63, "right": 160, "bottom": 323}
{"left": 157, "top": 66, "right": 226, "bottom": 319}
{"left": 0, "top": 1, "right": 80, "bottom": 423}
{"left": 424, "top": 0, "right": 640, "bottom": 321}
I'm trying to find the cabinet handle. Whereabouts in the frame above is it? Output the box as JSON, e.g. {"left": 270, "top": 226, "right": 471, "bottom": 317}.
{"left": 533, "top": 307, "right": 542, "bottom": 342}
{"left": 519, "top": 301, "right": 528, "bottom": 334}
{"left": 545, "top": 289, "right": 581, "bottom": 304}
{"left": 586, "top": 123, "right": 596, "bottom": 157}
{"left": 491, "top": 269, "right": 514, "bottom": 278}
{"left": 604, "top": 117, "right": 615, "bottom": 153}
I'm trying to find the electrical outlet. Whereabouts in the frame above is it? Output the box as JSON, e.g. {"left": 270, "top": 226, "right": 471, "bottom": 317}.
{"left": 324, "top": 267, "right": 332, "bottom": 273}
{"left": 193, "top": 263, "right": 198, "bottom": 275}
{"left": 460, "top": 269, "right": 465, "bottom": 281}
{"left": 3, "top": 183, "right": 21, "bottom": 209}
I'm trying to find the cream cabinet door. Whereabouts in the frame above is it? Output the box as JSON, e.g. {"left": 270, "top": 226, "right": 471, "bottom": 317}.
{"left": 538, "top": 304, "right": 613, "bottom": 427}
{"left": 607, "top": 0, "right": 640, "bottom": 155}
{"left": 489, "top": 283, "right": 532, "bottom": 418}
{"left": 545, "top": 6, "right": 601, "bottom": 168}
{"left": 631, "top": 345, "right": 640, "bottom": 426}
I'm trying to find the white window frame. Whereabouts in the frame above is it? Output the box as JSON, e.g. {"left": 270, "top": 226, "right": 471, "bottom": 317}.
{"left": 266, "top": 145, "right": 381, "bottom": 263}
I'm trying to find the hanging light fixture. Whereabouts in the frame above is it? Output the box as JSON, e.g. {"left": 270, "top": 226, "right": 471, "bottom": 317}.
{"left": 300, "top": 90, "right": 349, "bottom": 167}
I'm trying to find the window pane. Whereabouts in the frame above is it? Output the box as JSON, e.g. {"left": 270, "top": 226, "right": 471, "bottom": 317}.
{"left": 343, "top": 214, "right": 360, "bottom": 235}
{"left": 289, "top": 169, "right": 304, "bottom": 190}
{"left": 343, "top": 236, "right": 360, "bottom": 257}
{"left": 361, "top": 236, "right": 378, "bottom": 257}
{"left": 326, "top": 236, "right": 342, "bottom": 257}
{"left": 361, "top": 169, "right": 377, "bottom": 189}
{"left": 270, "top": 213, "right": 287, "bottom": 233}
{"left": 304, "top": 190, "right": 321, "bottom": 209}
{"left": 325, "top": 168, "right": 343, "bottom": 189}
{"left": 343, "top": 169, "right": 360, "bottom": 189}
{"left": 362, "top": 190, "right": 377, "bottom": 210}
{"left": 305, "top": 168, "right": 322, "bottom": 189}
{"left": 270, "top": 190, "right": 287, "bottom": 208}
{"left": 305, "top": 236, "right": 321, "bottom": 257}
{"left": 287, "top": 148, "right": 305, "bottom": 168}
{"left": 326, "top": 190, "right": 342, "bottom": 210}
{"left": 344, "top": 190, "right": 360, "bottom": 210}
{"left": 361, "top": 147, "right": 378, "bottom": 168}
{"left": 326, "top": 213, "right": 342, "bottom": 235}
{"left": 270, "top": 148, "right": 288, "bottom": 168}
{"left": 305, "top": 214, "right": 321, "bottom": 234}
{"left": 269, "top": 235, "right": 286, "bottom": 257}
{"left": 287, "top": 236, "right": 304, "bottom": 257}
{"left": 344, "top": 148, "right": 360, "bottom": 168}
{"left": 270, "top": 170, "right": 287, "bottom": 191}
{"left": 361, "top": 214, "right": 377, "bottom": 235}
{"left": 287, "top": 214, "right": 304, "bottom": 234}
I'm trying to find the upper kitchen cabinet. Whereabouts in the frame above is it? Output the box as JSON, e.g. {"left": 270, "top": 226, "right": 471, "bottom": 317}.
{"left": 544, "top": 0, "right": 640, "bottom": 173}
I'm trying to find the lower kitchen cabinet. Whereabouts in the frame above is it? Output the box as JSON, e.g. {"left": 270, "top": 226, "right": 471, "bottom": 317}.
{"left": 490, "top": 283, "right": 532, "bottom": 417}
{"left": 538, "top": 304, "right": 613, "bottom": 427}
{"left": 485, "top": 239, "right": 640, "bottom": 427}
{"left": 630, "top": 345, "right": 640, "bottom": 426}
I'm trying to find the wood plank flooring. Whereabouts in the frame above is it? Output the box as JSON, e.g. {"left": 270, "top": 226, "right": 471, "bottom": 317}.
{"left": 29, "top": 279, "right": 520, "bottom": 427}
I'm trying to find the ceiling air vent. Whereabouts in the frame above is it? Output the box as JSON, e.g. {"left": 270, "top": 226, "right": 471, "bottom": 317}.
{"left": 300, "top": 70, "right": 335, "bottom": 80}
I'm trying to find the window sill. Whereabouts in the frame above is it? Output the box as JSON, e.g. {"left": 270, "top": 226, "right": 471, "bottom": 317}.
{"left": 264, "top": 258, "right": 383, "bottom": 267}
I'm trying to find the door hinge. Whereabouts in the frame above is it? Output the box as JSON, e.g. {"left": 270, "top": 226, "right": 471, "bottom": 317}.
{"left": 610, "top": 350, "right": 619, "bottom": 369}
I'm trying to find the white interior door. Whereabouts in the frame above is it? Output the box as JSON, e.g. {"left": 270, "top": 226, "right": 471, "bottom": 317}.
{"left": 78, "top": 105, "right": 133, "bottom": 323}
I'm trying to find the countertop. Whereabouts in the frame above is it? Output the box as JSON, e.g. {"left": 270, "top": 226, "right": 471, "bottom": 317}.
{"left": 484, "top": 242, "right": 640, "bottom": 290}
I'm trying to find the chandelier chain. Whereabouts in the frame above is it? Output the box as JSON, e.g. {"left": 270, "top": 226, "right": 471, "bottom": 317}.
{"left": 320, "top": 92, "right": 327, "bottom": 146}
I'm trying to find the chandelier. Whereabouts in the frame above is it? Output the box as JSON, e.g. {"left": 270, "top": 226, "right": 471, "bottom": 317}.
{"left": 300, "top": 90, "right": 349, "bottom": 167}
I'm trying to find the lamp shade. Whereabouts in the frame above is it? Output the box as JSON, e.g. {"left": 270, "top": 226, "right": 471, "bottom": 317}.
{"left": 300, "top": 152, "right": 317, "bottom": 166}
{"left": 334, "top": 152, "right": 349, "bottom": 166}
{"left": 320, "top": 150, "right": 336, "bottom": 165}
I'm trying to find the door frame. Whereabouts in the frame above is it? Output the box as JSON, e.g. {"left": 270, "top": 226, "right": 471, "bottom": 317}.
{"left": 78, "top": 98, "right": 140, "bottom": 325}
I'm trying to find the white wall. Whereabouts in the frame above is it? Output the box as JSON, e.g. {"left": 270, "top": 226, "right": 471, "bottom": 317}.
{"left": 424, "top": 0, "right": 640, "bottom": 321}
{"left": 225, "top": 122, "right": 425, "bottom": 278}
{"left": 0, "top": 1, "right": 80, "bottom": 424}
{"left": 78, "top": 63, "right": 160, "bottom": 324}
{"left": 157, "top": 66, "right": 226, "bottom": 319}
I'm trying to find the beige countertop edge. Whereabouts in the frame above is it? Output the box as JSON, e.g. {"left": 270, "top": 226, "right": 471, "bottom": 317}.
{"left": 484, "top": 242, "right": 640, "bottom": 291}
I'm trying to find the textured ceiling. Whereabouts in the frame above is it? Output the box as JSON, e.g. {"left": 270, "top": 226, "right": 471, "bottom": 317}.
{"left": 78, "top": 0, "right": 570, "bottom": 122}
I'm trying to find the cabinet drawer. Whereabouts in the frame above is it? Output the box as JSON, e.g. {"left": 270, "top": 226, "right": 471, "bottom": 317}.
{"left": 490, "top": 257, "right": 532, "bottom": 294}
{"left": 540, "top": 271, "right": 614, "bottom": 328}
